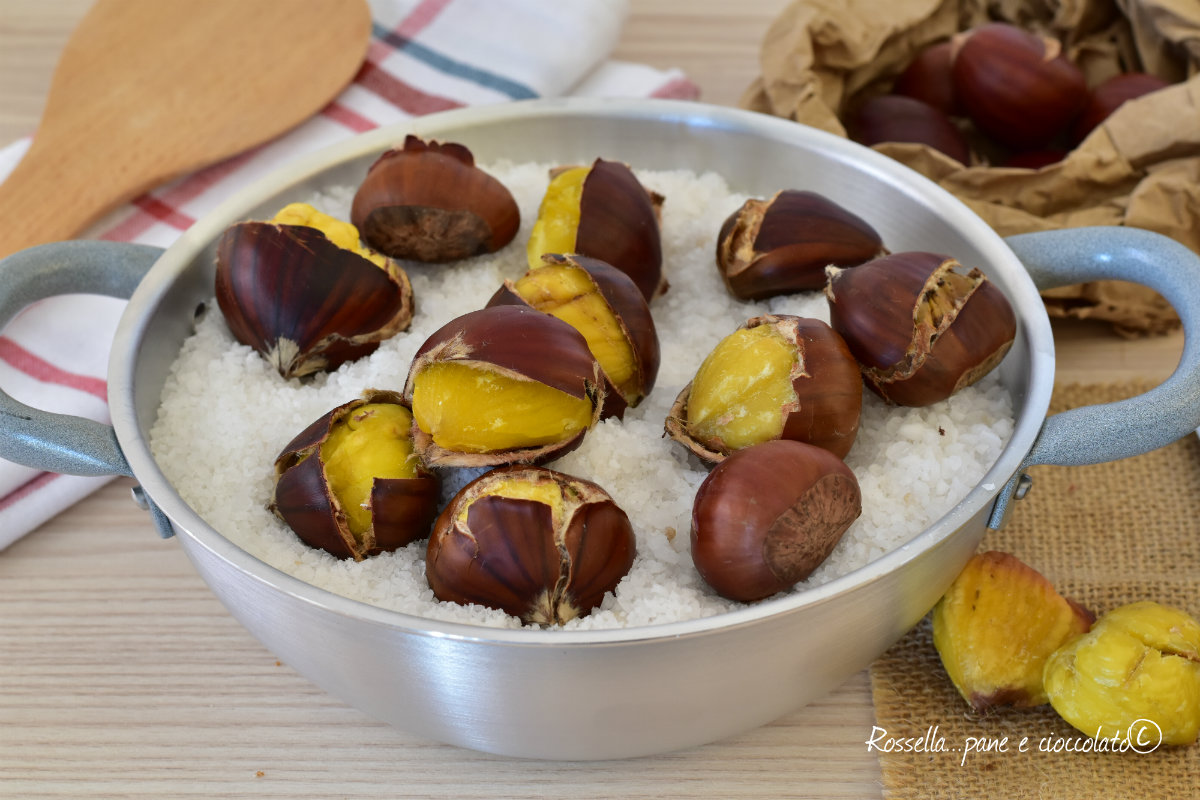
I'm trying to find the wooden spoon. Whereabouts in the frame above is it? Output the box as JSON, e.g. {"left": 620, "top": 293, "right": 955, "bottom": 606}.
{"left": 0, "top": 0, "right": 372, "bottom": 259}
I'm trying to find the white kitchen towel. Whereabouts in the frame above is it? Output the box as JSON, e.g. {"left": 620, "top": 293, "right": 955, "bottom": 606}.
{"left": 0, "top": 0, "right": 698, "bottom": 550}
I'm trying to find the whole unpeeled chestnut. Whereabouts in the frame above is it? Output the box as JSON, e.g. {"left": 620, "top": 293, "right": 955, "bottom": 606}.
{"left": 270, "top": 390, "right": 440, "bottom": 561}
{"left": 846, "top": 95, "right": 971, "bottom": 165}
{"left": 892, "top": 41, "right": 960, "bottom": 116}
{"left": 715, "top": 190, "right": 885, "bottom": 299}
{"left": 526, "top": 159, "right": 666, "bottom": 301}
{"left": 1072, "top": 72, "right": 1171, "bottom": 144}
{"left": 825, "top": 252, "right": 1016, "bottom": 407}
{"left": 952, "top": 23, "right": 1087, "bottom": 150}
{"left": 665, "top": 315, "right": 862, "bottom": 462}
{"left": 427, "top": 465, "right": 636, "bottom": 625}
{"left": 691, "top": 439, "right": 861, "bottom": 603}
{"left": 403, "top": 305, "right": 605, "bottom": 467}
{"left": 215, "top": 202, "right": 414, "bottom": 379}
{"left": 351, "top": 135, "right": 520, "bottom": 262}
{"left": 488, "top": 253, "right": 660, "bottom": 419}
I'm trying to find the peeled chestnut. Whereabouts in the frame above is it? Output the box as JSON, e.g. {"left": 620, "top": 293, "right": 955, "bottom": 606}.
{"left": 350, "top": 135, "right": 520, "bottom": 262}
{"left": 403, "top": 305, "right": 605, "bottom": 467}
{"left": 427, "top": 465, "right": 636, "bottom": 625}
{"left": 953, "top": 23, "right": 1087, "bottom": 150}
{"left": 666, "top": 315, "right": 862, "bottom": 462}
{"left": 1072, "top": 72, "right": 1171, "bottom": 144}
{"left": 893, "top": 41, "right": 960, "bottom": 116}
{"left": 270, "top": 390, "right": 440, "bottom": 561}
{"left": 715, "top": 190, "right": 885, "bottom": 299}
{"left": 526, "top": 159, "right": 665, "bottom": 301}
{"left": 215, "top": 202, "right": 414, "bottom": 379}
{"left": 825, "top": 252, "right": 1016, "bottom": 407}
{"left": 846, "top": 95, "right": 970, "bottom": 164}
{"left": 488, "top": 253, "right": 660, "bottom": 419}
{"left": 691, "top": 439, "right": 861, "bottom": 603}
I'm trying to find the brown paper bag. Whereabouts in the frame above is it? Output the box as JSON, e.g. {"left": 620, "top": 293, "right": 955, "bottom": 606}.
{"left": 742, "top": 0, "right": 1200, "bottom": 336}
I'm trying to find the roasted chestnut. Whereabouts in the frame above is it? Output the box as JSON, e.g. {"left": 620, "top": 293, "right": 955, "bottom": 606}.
{"left": 526, "top": 159, "right": 665, "bottom": 301}
{"left": 825, "top": 252, "right": 1016, "bottom": 407}
{"left": 715, "top": 190, "right": 885, "bottom": 299}
{"left": 403, "top": 305, "right": 605, "bottom": 467}
{"left": 665, "top": 315, "right": 862, "bottom": 462}
{"left": 691, "top": 439, "right": 861, "bottom": 603}
{"left": 893, "top": 41, "right": 960, "bottom": 116}
{"left": 350, "top": 135, "right": 520, "bottom": 262}
{"left": 426, "top": 465, "right": 636, "bottom": 625}
{"left": 270, "top": 390, "right": 440, "bottom": 561}
{"left": 488, "top": 253, "right": 659, "bottom": 419}
{"left": 952, "top": 23, "right": 1087, "bottom": 150}
{"left": 215, "top": 202, "right": 414, "bottom": 379}
{"left": 1072, "top": 72, "right": 1171, "bottom": 144}
{"left": 846, "top": 95, "right": 971, "bottom": 164}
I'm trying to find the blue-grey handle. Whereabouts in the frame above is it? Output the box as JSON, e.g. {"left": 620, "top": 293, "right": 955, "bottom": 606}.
{"left": 989, "top": 226, "right": 1200, "bottom": 528}
{"left": 0, "top": 241, "right": 163, "bottom": 476}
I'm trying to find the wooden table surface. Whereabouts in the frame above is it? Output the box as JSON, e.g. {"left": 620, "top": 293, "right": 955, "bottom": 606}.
{"left": 0, "top": 2, "right": 1185, "bottom": 798}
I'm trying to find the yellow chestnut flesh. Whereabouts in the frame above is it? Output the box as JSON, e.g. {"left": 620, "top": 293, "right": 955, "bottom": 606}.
{"left": 411, "top": 361, "right": 595, "bottom": 454}
{"left": 526, "top": 166, "right": 588, "bottom": 270}
{"left": 686, "top": 324, "right": 798, "bottom": 452}
{"left": 511, "top": 261, "right": 636, "bottom": 394}
{"left": 320, "top": 403, "right": 418, "bottom": 537}
{"left": 271, "top": 202, "right": 387, "bottom": 267}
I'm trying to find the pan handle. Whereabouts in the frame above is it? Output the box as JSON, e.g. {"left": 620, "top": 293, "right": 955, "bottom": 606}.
{"left": 0, "top": 241, "right": 164, "bottom": 486}
{"left": 989, "top": 226, "right": 1200, "bottom": 528}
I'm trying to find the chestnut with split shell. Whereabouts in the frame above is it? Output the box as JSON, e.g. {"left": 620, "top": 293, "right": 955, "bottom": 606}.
{"left": 715, "top": 189, "right": 886, "bottom": 299}
{"left": 270, "top": 390, "right": 440, "bottom": 562}
{"left": 426, "top": 465, "right": 636, "bottom": 626}
{"left": 665, "top": 314, "right": 862, "bottom": 462}
{"left": 825, "top": 251, "right": 1016, "bottom": 407}
{"left": 351, "top": 135, "right": 520, "bottom": 263}
{"left": 403, "top": 305, "right": 605, "bottom": 467}
{"left": 526, "top": 159, "right": 666, "bottom": 301}
{"left": 691, "top": 439, "right": 862, "bottom": 603}
{"left": 214, "top": 202, "right": 414, "bottom": 380}
{"left": 488, "top": 253, "right": 659, "bottom": 419}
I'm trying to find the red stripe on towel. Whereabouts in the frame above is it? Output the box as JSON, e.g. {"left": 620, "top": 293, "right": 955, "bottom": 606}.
{"left": 0, "top": 337, "right": 107, "bottom": 401}
{"left": 323, "top": 101, "right": 377, "bottom": 133}
{"left": 396, "top": 0, "right": 455, "bottom": 38}
{"left": 0, "top": 472, "right": 60, "bottom": 513}
{"left": 650, "top": 76, "right": 702, "bottom": 101}
{"left": 355, "top": 60, "right": 463, "bottom": 115}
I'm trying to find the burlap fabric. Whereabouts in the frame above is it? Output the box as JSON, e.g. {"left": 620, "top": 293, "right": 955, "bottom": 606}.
{"left": 869, "top": 380, "right": 1200, "bottom": 798}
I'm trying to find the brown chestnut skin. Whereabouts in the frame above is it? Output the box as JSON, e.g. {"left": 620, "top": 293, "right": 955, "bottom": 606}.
{"left": 665, "top": 315, "right": 863, "bottom": 462}
{"left": 1002, "top": 149, "right": 1066, "bottom": 169}
{"left": 403, "top": 305, "right": 605, "bottom": 468}
{"left": 575, "top": 159, "right": 666, "bottom": 302}
{"left": 351, "top": 135, "right": 520, "bottom": 263}
{"left": 426, "top": 465, "right": 636, "bottom": 626}
{"left": 1072, "top": 72, "right": 1172, "bottom": 144}
{"left": 270, "top": 390, "right": 440, "bottom": 562}
{"left": 825, "top": 252, "right": 1016, "bottom": 407}
{"left": 715, "top": 190, "right": 886, "bottom": 299}
{"left": 846, "top": 95, "right": 971, "bottom": 164}
{"left": 952, "top": 23, "right": 1087, "bottom": 150}
{"left": 691, "top": 439, "right": 861, "bottom": 603}
{"left": 893, "top": 41, "right": 960, "bottom": 116}
{"left": 215, "top": 220, "right": 414, "bottom": 379}
{"left": 487, "top": 253, "right": 660, "bottom": 420}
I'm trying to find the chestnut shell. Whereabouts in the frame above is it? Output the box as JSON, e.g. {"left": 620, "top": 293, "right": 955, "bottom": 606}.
{"left": 846, "top": 94, "right": 970, "bottom": 165}
{"left": 691, "top": 439, "right": 862, "bottom": 603}
{"left": 487, "top": 253, "right": 660, "bottom": 419}
{"left": 270, "top": 389, "right": 440, "bottom": 561}
{"left": 715, "top": 190, "right": 886, "bottom": 299}
{"left": 214, "top": 220, "right": 414, "bottom": 379}
{"left": 351, "top": 135, "right": 520, "bottom": 262}
{"left": 426, "top": 465, "right": 636, "bottom": 625}
{"left": 665, "top": 315, "right": 863, "bottom": 462}
{"left": 402, "top": 305, "right": 605, "bottom": 467}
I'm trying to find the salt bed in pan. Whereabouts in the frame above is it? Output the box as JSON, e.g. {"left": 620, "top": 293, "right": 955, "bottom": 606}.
{"left": 149, "top": 162, "right": 1015, "bottom": 630}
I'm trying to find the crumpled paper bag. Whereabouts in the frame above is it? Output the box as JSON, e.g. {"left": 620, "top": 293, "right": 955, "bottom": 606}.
{"left": 743, "top": 0, "right": 1200, "bottom": 336}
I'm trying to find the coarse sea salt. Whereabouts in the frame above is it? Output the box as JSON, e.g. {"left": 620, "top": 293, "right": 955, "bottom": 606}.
{"left": 149, "top": 163, "right": 1015, "bottom": 631}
